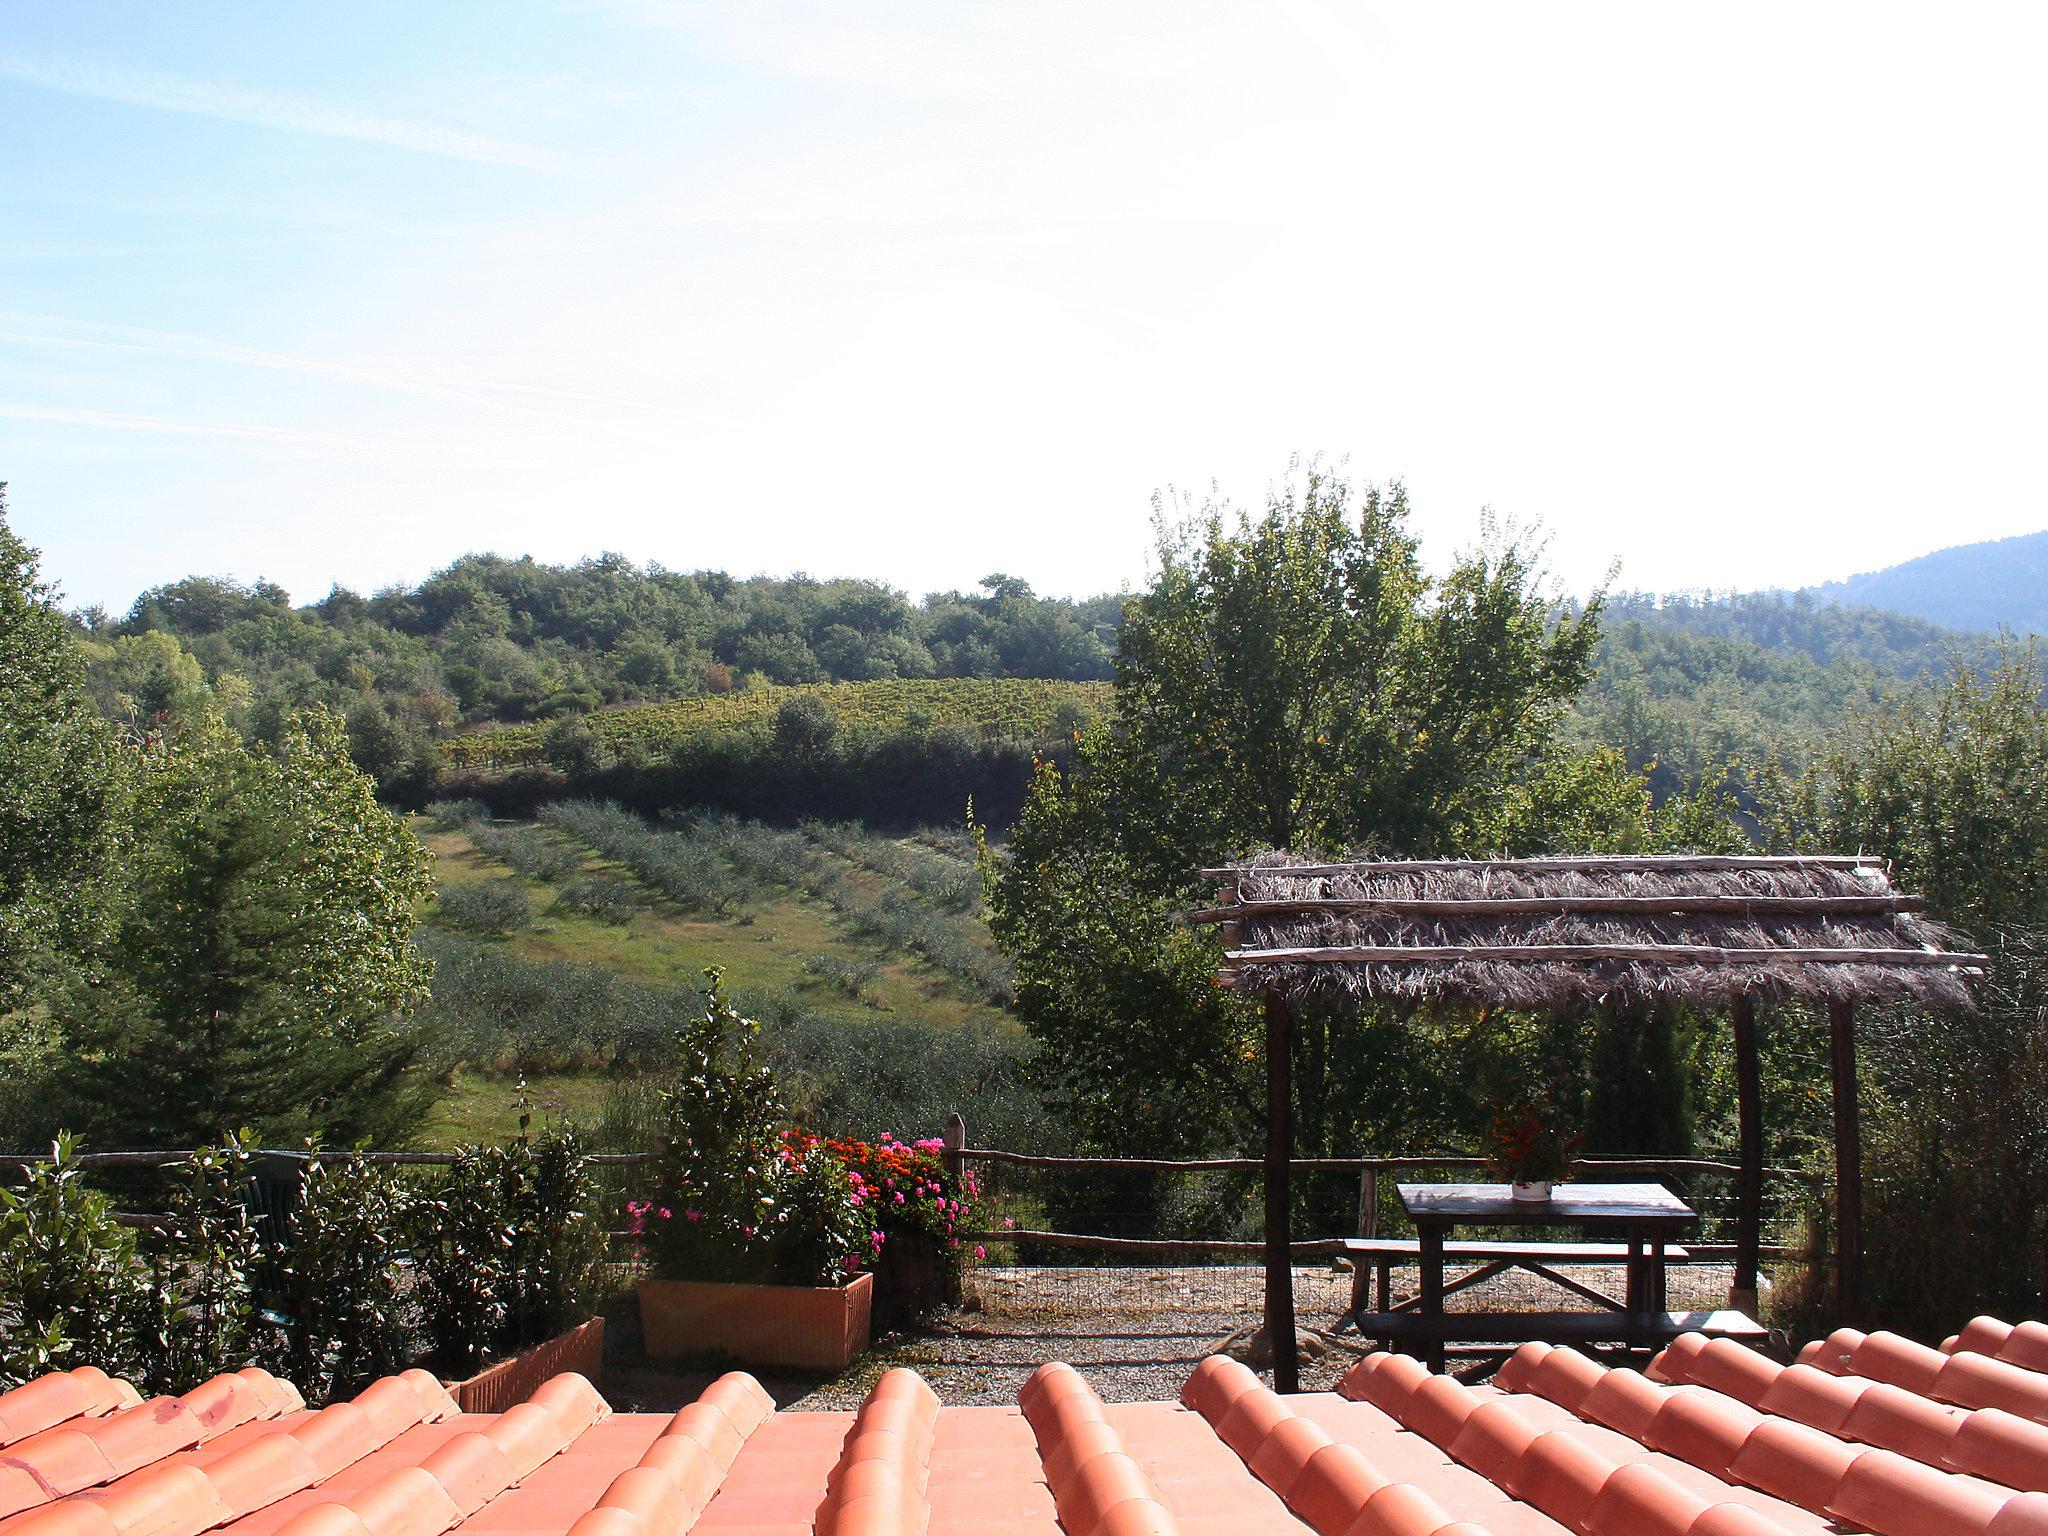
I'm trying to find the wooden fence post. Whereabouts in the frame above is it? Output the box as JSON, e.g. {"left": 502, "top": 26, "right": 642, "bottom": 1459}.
{"left": 1264, "top": 991, "right": 1299, "bottom": 1393}
{"left": 1828, "top": 999, "right": 1862, "bottom": 1326}
{"left": 1356, "top": 1165, "right": 1379, "bottom": 1240}
{"left": 1729, "top": 996, "right": 1763, "bottom": 1315}
{"left": 942, "top": 1112, "right": 967, "bottom": 1188}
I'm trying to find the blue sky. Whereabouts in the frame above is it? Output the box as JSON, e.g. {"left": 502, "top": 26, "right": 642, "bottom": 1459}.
{"left": 4, "top": 2, "right": 2045, "bottom": 613}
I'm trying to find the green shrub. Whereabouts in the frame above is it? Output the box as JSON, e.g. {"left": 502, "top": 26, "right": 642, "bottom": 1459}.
{"left": 0, "top": 1134, "right": 153, "bottom": 1386}
{"left": 413, "top": 1121, "right": 607, "bottom": 1375}
{"left": 638, "top": 971, "right": 865, "bottom": 1286}
{"left": 277, "top": 1151, "right": 421, "bottom": 1403}
{"left": 424, "top": 798, "right": 490, "bottom": 831}
{"left": 556, "top": 875, "right": 639, "bottom": 924}
{"left": 435, "top": 878, "right": 532, "bottom": 933}
{"left": 141, "top": 1132, "right": 271, "bottom": 1394}
{"left": 467, "top": 822, "right": 581, "bottom": 883}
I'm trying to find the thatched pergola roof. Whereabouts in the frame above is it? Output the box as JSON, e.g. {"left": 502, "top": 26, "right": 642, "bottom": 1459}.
{"left": 1194, "top": 853, "right": 1987, "bottom": 1012}
{"left": 1186, "top": 850, "right": 1986, "bottom": 1384}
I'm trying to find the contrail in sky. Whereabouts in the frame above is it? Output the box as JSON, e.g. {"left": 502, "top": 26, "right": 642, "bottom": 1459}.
{"left": 0, "top": 402, "right": 381, "bottom": 445}
{"left": 0, "top": 315, "right": 724, "bottom": 429}
{"left": 0, "top": 52, "right": 568, "bottom": 171}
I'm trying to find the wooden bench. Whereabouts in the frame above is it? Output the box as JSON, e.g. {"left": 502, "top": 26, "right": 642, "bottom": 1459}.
{"left": 1342, "top": 1237, "right": 1694, "bottom": 1315}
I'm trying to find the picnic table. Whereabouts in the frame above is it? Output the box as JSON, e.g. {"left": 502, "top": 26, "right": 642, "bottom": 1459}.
{"left": 1348, "top": 1181, "right": 1767, "bottom": 1371}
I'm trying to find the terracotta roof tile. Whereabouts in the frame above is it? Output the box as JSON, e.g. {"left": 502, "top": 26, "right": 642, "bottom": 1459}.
{"left": 38, "top": 1319, "right": 2048, "bottom": 1536}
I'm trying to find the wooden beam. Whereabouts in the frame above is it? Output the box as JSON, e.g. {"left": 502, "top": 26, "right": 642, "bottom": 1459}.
{"left": 1829, "top": 997, "right": 1863, "bottom": 1326}
{"left": 1223, "top": 942, "right": 1988, "bottom": 968}
{"left": 1730, "top": 996, "right": 1764, "bottom": 1314}
{"left": 1186, "top": 894, "right": 1925, "bottom": 923}
{"left": 1264, "top": 990, "right": 1299, "bottom": 1393}
{"left": 1200, "top": 854, "right": 1886, "bottom": 879}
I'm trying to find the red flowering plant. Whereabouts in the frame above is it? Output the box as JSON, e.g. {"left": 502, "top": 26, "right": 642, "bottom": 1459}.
{"left": 806, "top": 1132, "right": 984, "bottom": 1288}
{"left": 1483, "top": 1101, "right": 1584, "bottom": 1186}
{"left": 633, "top": 970, "right": 867, "bottom": 1286}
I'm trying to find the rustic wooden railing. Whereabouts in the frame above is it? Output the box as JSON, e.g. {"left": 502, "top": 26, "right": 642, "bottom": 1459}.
{"left": 3, "top": 1126, "right": 1821, "bottom": 1264}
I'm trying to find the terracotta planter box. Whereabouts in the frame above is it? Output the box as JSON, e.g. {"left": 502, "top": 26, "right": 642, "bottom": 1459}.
{"left": 443, "top": 1317, "right": 605, "bottom": 1413}
{"left": 638, "top": 1272, "right": 872, "bottom": 1373}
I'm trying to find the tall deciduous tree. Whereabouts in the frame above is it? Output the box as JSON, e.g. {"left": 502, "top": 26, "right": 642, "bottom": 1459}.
{"left": 984, "top": 465, "right": 1728, "bottom": 1161}
{"left": 0, "top": 485, "right": 126, "bottom": 1016}
{"left": 61, "top": 709, "right": 436, "bottom": 1148}
{"left": 1763, "top": 653, "right": 2048, "bottom": 1334}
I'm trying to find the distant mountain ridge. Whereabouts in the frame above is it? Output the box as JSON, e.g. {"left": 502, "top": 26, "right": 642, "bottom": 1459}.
{"left": 1803, "top": 528, "right": 2048, "bottom": 637}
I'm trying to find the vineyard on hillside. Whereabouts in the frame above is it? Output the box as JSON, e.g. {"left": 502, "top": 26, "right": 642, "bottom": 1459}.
{"left": 441, "top": 677, "right": 1112, "bottom": 770}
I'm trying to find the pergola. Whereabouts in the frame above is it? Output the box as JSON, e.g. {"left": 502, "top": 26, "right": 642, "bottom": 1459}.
{"left": 1191, "top": 852, "right": 1987, "bottom": 1388}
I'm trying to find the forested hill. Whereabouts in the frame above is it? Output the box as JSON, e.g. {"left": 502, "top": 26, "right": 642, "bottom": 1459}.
{"left": 1604, "top": 590, "right": 1971, "bottom": 677}
{"left": 85, "top": 554, "right": 1119, "bottom": 721}
{"left": 80, "top": 549, "right": 2038, "bottom": 821}
{"left": 1578, "top": 591, "right": 2032, "bottom": 799}
{"left": 1802, "top": 528, "right": 2048, "bottom": 636}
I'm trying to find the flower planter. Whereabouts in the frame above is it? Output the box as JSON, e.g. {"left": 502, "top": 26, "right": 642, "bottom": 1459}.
{"left": 1511, "top": 1179, "right": 1554, "bottom": 1203}
{"left": 442, "top": 1316, "right": 604, "bottom": 1413}
{"left": 871, "top": 1234, "right": 952, "bottom": 1328}
{"left": 637, "top": 1272, "right": 872, "bottom": 1373}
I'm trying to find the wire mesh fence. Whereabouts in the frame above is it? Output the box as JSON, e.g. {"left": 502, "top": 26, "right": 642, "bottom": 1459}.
{"left": 953, "top": 1143, "right": 1826, "bottom": 1330}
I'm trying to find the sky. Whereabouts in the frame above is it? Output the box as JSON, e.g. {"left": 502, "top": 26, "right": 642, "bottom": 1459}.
{"left": 2, "top": 2, "right": 2044, "bottom": 615}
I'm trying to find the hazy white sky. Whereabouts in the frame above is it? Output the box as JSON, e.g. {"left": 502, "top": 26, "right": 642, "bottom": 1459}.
{"left": 3, "top": 2, "right": 2043, "bottom": 612}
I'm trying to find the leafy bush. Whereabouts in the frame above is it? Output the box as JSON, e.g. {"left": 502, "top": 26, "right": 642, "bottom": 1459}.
{"left": 801, "top": 951, "right": 881, "bottom": 1001}
{"left": 139, "top": 1132, "right": 271, "bottom": 1393}
{"left": 467, "top": 821, "right": 581, "bottom": 883}
{"left": 434, "top": 878, "right": 533, "bottom": 933}
{"left": 540, "top": 800, "right": 746, "bottom": 915}
{"left": 412, "top": 1120, "right": 607, "bottom": 1376}
{"left": 277, "top": 1150, "right": 421, "bottom": 1403}
{"left": 638, "top": 971, "right": 867, "bottom": 1286}
{"left": 556, "top": 875, "right": 639, "bottom": 924}
{"left": 424, "top": 798, "right": 490, "bottom": 831}
{"left": 0, "top": 1135, "right": 153, "bottom": 1386}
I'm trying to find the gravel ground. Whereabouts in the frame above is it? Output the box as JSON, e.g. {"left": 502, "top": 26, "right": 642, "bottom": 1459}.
{"left": 601, "top": 1260, "right": 1748, "bottom": 1410}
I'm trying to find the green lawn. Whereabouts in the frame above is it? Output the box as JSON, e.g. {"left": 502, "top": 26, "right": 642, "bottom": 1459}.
{"left": 420, "top": 1069, "right": 619, "bottom": 1143}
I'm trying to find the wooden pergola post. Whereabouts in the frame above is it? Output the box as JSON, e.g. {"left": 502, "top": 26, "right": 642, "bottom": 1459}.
{"left": 1828, "top": 998, "right": 1863, "bottom": 1325}
{"left": 1729, "top": 995, "right": 1764, "bottom": 1315}
{"left": 1263, "top": 989, "right": 1299, "bottom": 1393}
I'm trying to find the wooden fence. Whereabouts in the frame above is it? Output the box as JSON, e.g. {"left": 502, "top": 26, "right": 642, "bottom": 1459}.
{"left": 2, "top": 1124, "right": 1822, "bottom": 1265}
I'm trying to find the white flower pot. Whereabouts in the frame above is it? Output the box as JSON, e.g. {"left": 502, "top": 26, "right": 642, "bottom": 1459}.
{"left": 1511, "top": 1179, "right": 1552, "bottom": 1202}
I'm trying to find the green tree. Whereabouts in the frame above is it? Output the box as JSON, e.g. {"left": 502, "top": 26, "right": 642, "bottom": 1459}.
{"left": 985, "top": 465, "right": 1728, "bottom": 1163}
{"left": 1763, "top": 653, "right": 2048, "bottom": 1334}
{"left": 0, "top": 487, "right": 127, "bottom": 1018}
{"left": 60, "top": 709, "right": 436, "bottom": 1147}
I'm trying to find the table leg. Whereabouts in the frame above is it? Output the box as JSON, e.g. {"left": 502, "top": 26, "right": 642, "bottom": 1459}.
{"left": 1650, "top": 1235, "right": 1668, "bottom": 1313}
{"left": 1419, "top": 1224, "right": 1445, "bottom": 1372}
{"left": 1624, "top": 1230, "right": 1644, "bottom": 1314}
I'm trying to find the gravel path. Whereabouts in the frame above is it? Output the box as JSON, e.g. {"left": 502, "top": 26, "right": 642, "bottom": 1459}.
{"left": 601, "top": 1260, "right": 1748, "bottom": 1410}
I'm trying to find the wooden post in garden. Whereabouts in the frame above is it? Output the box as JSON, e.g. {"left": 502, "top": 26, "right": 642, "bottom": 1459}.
{"left": 1356, "top": 1164, "right": 1380, "bottom": 1240}
{"left": 942, "top": 1112, "right": 967, "bottom": 1188}
{"left": 1730, "top": 996, "right": 1763, "bottom": 1315}
{"left": 1264, "top": 989, "right": 1299, "bottom": 1393}
{"left": 1828, "top": 998, "right": 1863, "bottom": 1325}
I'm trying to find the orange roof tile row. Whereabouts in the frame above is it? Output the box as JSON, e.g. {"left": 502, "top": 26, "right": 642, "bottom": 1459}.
{"left": 17, "top": 1320, "right": 2048, "bottom": 1536}
{"left": 0, "top": 1369, "right": 305, "bottom": 1524}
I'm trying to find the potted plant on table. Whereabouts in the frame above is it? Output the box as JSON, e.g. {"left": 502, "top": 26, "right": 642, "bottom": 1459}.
{"left": 1484, "top": 1100, "right": 1583, "bottom": 1203}
{"left": 634, "top": 970, "right": 875, "bottom": 1372}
